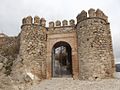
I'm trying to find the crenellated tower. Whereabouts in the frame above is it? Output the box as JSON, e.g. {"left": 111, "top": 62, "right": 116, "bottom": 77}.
{"left": 20, "top": 16, "right": 47, "bottom": 81}
{"left": 76, "top": 8, "right": 115, "bottom": 80}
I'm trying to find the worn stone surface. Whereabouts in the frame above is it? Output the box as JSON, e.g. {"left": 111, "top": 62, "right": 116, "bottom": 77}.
{"left": 0, "top": 63, "right": 3, "bottom": 70}
{"left": 76, "top": 9, "right": 115, "bottom": 80}
{"left": 19, "top": 16, "right": 47, "bottom": 82}
{"left": 76, "top": 10, "right": 87, "bottom": 22}
{"left": 88, "top": 8, "right": 96, "bottom": 17}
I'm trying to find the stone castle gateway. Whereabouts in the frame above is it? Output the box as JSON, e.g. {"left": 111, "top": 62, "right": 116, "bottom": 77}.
{"left": 15, "top": 8, "right": 115, "bottom": 81}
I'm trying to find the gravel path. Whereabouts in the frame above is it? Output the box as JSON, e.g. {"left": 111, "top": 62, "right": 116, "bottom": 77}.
{"left": 29, "top": 78, "right": 120, "bottom": 90}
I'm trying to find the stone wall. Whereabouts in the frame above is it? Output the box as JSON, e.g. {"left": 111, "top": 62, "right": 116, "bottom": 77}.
{"left": 18, "top": 16, "right": 47, "bottom": 82}
{"left": 76, "top": 8, "right": 115, "bottom": 80}
{"left": 47, "top": 19, "right": 79, "bottom": 79}
{"left": 46, "top": 32, "right": 78, "bottom": 79}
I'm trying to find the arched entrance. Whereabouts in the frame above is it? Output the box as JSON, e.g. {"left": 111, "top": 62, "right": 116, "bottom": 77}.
{"left": 52, "top": 41, "right": 72, "bottom": 77}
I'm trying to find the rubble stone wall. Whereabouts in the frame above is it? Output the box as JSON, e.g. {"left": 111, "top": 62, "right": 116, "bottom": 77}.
{"left": 76, "top": 9, "right": 115, "bottom": 80}
{"left": 19, "top": 16, "right": 47, "bottom": 81}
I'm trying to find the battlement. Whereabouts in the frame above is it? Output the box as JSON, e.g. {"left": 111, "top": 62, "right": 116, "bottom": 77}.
{"left": 48, "top": 19, "right": 75, "bottom": 28}
{"left": 22, "top": 16, "right": 46, "bottom": 27}
{"left": 76, "top": 8, "right": 108, "bottom": 23}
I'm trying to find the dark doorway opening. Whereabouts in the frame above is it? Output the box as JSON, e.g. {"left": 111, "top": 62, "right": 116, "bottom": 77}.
{"left": 52, "top": 41, "right": 72, "bottom": 77}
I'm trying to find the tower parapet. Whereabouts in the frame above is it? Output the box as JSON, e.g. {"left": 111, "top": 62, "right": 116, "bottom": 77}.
{"left": 22, "top": 16, "right": 32, "bottom": 25}
{"left": 76, "top": 10, "right": 87, "bottom": 22}
{"left": 21, "top": 16, "right": 46, "bottom": 27}
{"left": 22, "top": 18, "right": 26, "bottom": 25}
{"left": 77, "top": 8, "right": 108, "bottom": 23}
{"left": 34, "top": 16, "right": 40, "bottom": 25}
{"left": 96, "top": 9, "right": 108, "bottom": 22}
{"left": 26, "top": 16, "right": 33, "bottom": 24}
{"left": 88, "top": 8, "right": 96, "bottom": 17}
{"left": 40, "top": 18, "right": 46, "bottom": 27}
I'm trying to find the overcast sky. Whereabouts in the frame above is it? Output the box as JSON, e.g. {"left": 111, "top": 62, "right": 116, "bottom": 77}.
{"left": 0, "top": 0, "right": 120, "bottom": 63}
